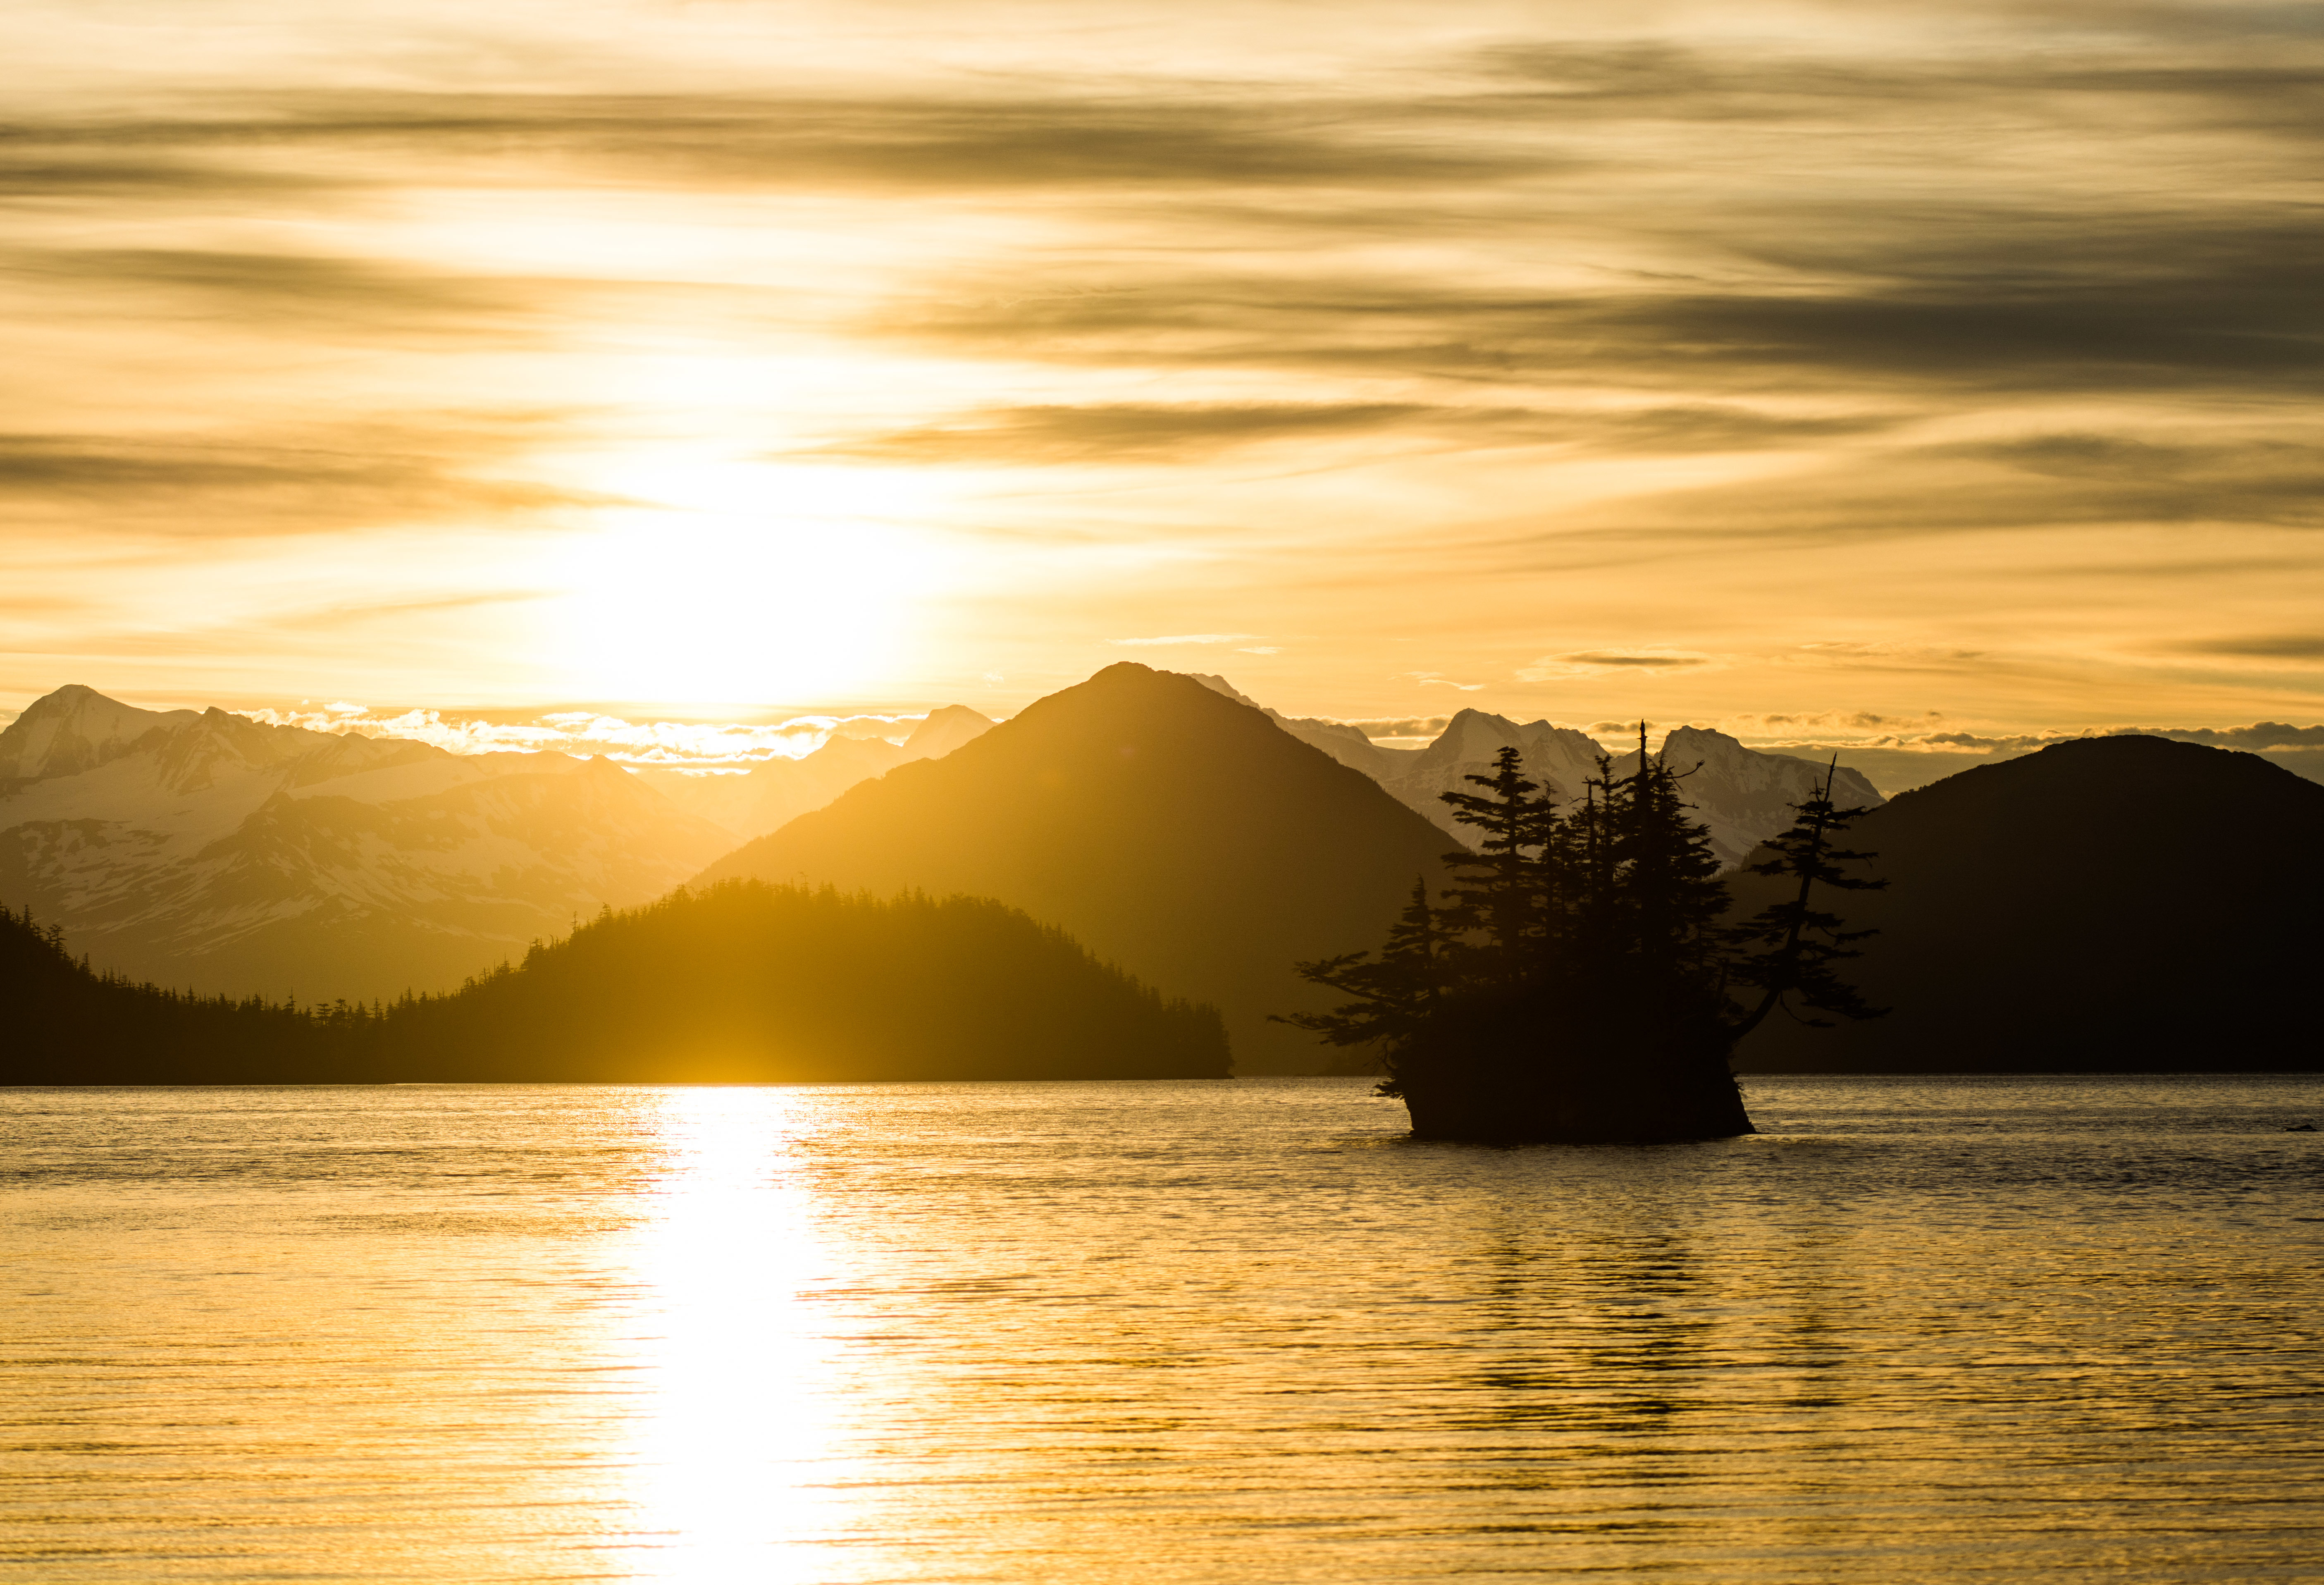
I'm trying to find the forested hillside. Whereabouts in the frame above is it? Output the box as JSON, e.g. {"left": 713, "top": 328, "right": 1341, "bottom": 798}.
{"left": 4, "top": 884, "right": 1227, "bottom": 1084}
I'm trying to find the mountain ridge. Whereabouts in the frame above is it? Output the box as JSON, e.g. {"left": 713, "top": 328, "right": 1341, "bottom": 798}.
{"left": 0, "top": 686, "right": 733, "bottom": 1000}
{"left": 697, "top": 662, "right": 1453, "bottom": 1072}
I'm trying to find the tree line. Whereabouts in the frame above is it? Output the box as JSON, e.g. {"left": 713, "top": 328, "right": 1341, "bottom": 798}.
{"left": 3, "top": 883, "right": 1229, "bottom": 1084}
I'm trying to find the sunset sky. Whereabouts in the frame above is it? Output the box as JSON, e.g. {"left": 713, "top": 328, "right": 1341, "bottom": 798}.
{"left": 6, "top": 0, "right": 2321, "bottom": 750}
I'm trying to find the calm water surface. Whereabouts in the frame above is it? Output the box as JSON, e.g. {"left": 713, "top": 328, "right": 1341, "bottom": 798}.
{"left": 2, "top": 1076, "right": 2319, "bottom": 1582}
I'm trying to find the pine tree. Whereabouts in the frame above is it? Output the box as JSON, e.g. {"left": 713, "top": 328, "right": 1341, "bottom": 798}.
{"left": 1276, "top": 878, "right": 1451, "bottom": 1064}
{"left": 1724, "top": 761, "right": 1887, "bottom": 1036}
{"left": 1603, "top": 725, "right": 1727, "bottom": 986}
{"left": 1435, "top": 746, "right": 1562, "bottom": 981}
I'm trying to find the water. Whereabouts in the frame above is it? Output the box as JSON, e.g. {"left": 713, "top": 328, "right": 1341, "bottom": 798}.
{"left": 2, "top": 1076, "right": 2319, "bottom": 1583}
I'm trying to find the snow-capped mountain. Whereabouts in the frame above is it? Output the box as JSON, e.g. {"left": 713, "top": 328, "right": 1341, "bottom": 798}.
{"left": 1184, "top": 680, "right": 1883, "bottom": 867}
{"left": 1383, "top": 711, "right": 1882, "bottom": 865}
{"left": 1377, "top": 709, "right": 1606, "bottom": 828}
{"left": 633, "top": 704, "right": 995, "bottom": 840}
{"left": 0, "top": 685, "right": 735, "bottom": 1000}
{"left": 1606, "top": 725, "right": 1885, "bottom": 866}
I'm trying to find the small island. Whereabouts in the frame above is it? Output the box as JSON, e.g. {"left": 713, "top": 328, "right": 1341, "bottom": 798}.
{"left": 1280, "top": 736, "right": 1883, "bottom": 1143}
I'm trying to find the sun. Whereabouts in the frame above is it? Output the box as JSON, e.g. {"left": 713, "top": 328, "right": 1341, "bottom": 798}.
{"left": 551, "top": 457, "right": 951, "bottom": 705}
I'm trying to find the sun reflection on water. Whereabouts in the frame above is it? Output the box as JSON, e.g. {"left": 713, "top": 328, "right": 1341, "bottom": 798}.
{"left": 619, "top": 1088, "right": 849, "bottom": 1584}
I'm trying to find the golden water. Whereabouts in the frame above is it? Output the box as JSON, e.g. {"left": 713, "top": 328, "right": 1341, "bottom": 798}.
{"left": 3, "top": 1077, "right": 2319, "bottom": 1581}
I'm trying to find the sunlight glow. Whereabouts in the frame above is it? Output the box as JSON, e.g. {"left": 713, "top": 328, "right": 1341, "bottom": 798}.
{"left": 619, "top": 1089, "right": 851, "bottom": 1585}
{"left": 551, "top": 456, "right": 955, "bottom": 703}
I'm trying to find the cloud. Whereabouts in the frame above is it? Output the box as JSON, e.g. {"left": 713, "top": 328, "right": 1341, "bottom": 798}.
{"left": 1792, "top": 643, "right": 1988, "bottom": 669}
{"left": 16, "top": 48, "right": 2324, "bottom": 418}
{"left": 1108, "top": 633, "right": 1262, "bottom": 647}
{"left": 806, "top": 402, "right": 1449, "bottom": 464}
{"left": 2170, "top": 634, "right": 2324, "bottom": 661}
{"left": 1749, "top": 721, "right": 2324, "bottom": 757}
{"left": 1518, "top": 649, "right": 1716, "bottom": 680}
{"left": 7, "top": 14, "right": 2324, "bottom": 719}
{"left": 879, "top": 212, "right": 2324, "bottom": 402}
{"left": 1342, "top": 716, "right": 1452, "bottom": 739}
{"left": 239, "top": 703, "right": 940, "bottom": 768}
{"left": 0, "top": 425, "right": 607, "bottom": 536}
{"left": 0, "top": 88, "right": 1530, "bottom": 215}
{"left": 804, "top": 399, "right": 1892, "bottom": 467}
{"left": 2128, "top": 721, "right": 2324, "bottom": 750}
{"left": 1723, "top": 709, "right": 1949, "bottom": 734}
{"left": 17, "top": 248, "right": 560, "bottom": 339}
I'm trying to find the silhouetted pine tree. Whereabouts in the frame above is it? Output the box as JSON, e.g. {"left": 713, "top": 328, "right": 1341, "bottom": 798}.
{"left": 1436, "top": 746, "right": 1563, "bottom": 983}
{"left": 0, "top": 903, "right": 350, "bottom": 1084}
{"left": 1603, "top": 728, "right": 1727, "bottom": 984}
{"left": 1724, "top": 761, "right": 1887, "bottom": 1035}
{"left": 1278, "top": 878, "right": 1450, "bottom": 1053}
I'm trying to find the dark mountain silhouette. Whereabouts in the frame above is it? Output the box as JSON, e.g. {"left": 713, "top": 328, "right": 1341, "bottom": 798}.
{"left": 1727, "top": 736, "right": 2324, "bottom": 1072}
{"left": 2, "top": 883, "right": 1227, "bottom": 1084}
{"left": 694, "top": 663, "right": 1453, "bottom": 1072}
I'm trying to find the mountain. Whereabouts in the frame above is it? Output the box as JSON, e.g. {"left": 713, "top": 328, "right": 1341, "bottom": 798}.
{"left": 371, "top": 882, "right": 1226, "bottom": 1082}
{"left": 635, "top": 704, "right": 995, "bottom": 841}
{"left": 1218, "top": 691, "right": 1886, "bottom": 868}
{"left": 1606, "top": 726, "right": 1885, "bottom": 868}
{"left": 1727, "top": 736, "right": 2324, "bottom": 1073}
{"left": 1377, "top": 709, "right": 1607, "bottom": 838}
{"left": 0, "top": 685, "right": 734, "bottom": 1000}
{"left": 2, "top": 884, "right": 1227, "bottom": 1084}
{"left": 0, "top": 684, "right": 199, "bottom": 787}
{"left": 695, "top": 664, "right": 1453, "bottom": 1072}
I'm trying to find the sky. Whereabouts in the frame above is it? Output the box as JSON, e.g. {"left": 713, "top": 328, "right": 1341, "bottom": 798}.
{"left": 5, "top": 0, "right": 2322, "bottom": 752}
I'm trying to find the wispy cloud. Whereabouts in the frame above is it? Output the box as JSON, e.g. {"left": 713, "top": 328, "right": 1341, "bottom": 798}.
{"left": 241, "top": 702, "right": 938, "bottom": 768}
{"left": 1109, "top": 633, "right": 1262, "bottom": 647}
{"left": 1519, "top": 650, "right": 1717, "bottom": 680}
{"left": 5, "top": 2, "right": 2323, "bottom": 725}
{"left": 0, "top": 426, "right": 604, "bottom": 536}
{"left": 2169, "top": 634, "right": 2324, "bottom": 662}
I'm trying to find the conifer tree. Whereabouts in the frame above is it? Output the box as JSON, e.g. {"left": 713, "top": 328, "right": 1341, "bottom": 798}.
{"left": 1277, "top": 878, "right": 1451, "bottom": 1058}
{"left": 1603, "top": 725, "right": 1727, "bottom": 986}
{"left": 1724, "top": 761, "right": 1887, "bottom": 1036}
{"left": 1435, "top": 746, "right": 1561, "bottom": 980}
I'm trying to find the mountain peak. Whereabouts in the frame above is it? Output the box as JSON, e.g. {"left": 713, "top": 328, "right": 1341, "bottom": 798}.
{"left": 0, "top": 684, "right": 203, "bottom": 785}
{"left": 697, "top": 661, "right": 1449, "bottom": 1071}
{"left": 900, "top": 704, "right": 996, "bottom": 759}
{"left": 1089, "top": 660, "right": 1160, "bottom": 685}
{"left": 1411, "top": 708, "right": 1525, "bottom": 772}
{"left": 1659, "top": 724, "right": 1749, "bottom": 758}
